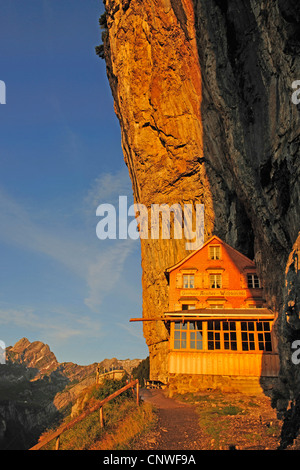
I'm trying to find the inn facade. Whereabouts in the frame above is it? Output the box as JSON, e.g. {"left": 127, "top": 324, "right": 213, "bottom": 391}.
{"left": 163, "top": 236, "right": 279, "bottom": 394}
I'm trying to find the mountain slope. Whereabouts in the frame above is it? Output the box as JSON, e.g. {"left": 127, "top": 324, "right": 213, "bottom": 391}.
{"left": 0, "top": 338, "right": 141, "bottom": 449}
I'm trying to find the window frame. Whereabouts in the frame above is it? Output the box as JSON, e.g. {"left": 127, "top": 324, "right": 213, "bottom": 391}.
{"left": 240, "top": 320, "right": 272, "bottom": 352}
{"left": 183, "top": 274, "right": 195, "bottom": 289}
{"left": 207, "top": 320, "right": 237, "bottom": 351}
{"left": 209, "top": 273, "right": 222, "bottom": 289}
{"left": 182, "top": 304, "right": 196, "bottom": 311}
{"left": 209, "top": 245, "right": 221, "bottom": 260}
{"left": 247, "top": 274, "right": 261, "bottom": 289}
{"left": 173, "top": 321, "right": 203, "bottom": 351}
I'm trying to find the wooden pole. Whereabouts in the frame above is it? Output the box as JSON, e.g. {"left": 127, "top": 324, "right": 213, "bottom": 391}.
{"left": 55, "top": 435, "right": 60, "bottom": 450}
{"left": 136, "top": 381, "right": 139, "bottom": 406}
{"left": 99, "top": 406, "right": 104, "bottom": 428}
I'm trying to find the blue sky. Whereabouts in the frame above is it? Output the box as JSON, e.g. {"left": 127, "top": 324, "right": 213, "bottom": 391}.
{"left": 0, "top": 0, "right": 148, "bottom": 364}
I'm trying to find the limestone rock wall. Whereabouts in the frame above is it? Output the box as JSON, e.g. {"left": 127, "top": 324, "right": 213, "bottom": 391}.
{"left": 103, "top": 0, "right": 216, "bottom": 382}
{"left": 102, "top": 0, "right": 300, "bottom": 418}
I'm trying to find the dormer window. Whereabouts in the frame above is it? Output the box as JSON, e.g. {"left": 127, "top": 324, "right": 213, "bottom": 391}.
{"left": 183, "top": 274, "right": 194, "bottom": 289}
{"left": 209, "top": 245, "right": 221, "bottom": 260}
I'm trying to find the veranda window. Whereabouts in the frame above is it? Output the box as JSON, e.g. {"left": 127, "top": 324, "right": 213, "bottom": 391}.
{"left": 189, "top": 322, "right": 203, "bottom": 350}
{"left": 207, "top": 320, "right": 237, "bottom": 351}
{"left": 173, "top": 321, "right": 203, "bottom": 350}
{"left": 241, "top": 321, "right": 272, "bottom": 352}
{"left": 172, "top": 320, "right": 273, "bottom": 353}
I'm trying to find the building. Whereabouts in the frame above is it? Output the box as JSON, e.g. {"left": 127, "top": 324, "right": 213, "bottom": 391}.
{"left": 163, "top": 236, "right": 279, "bottom": 394}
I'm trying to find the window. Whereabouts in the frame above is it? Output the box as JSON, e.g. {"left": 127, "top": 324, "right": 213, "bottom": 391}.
{"left": 223, "top": 321, "right": 237, "bottom": 350}
{"left": 241, "top": 321, "right": 255, "bottom": 351}
{"left": 209, "top": 245, "right": 221, "bottom": 260}
{"left": 210, "top": 274, "right": 222, "bottom": 289}
{"left": 207, "top": 320, "right": 221, "bottom": 350}
{"left": 173, "top": 321, "right": 203, "bottom": 350}
{"left": 172, "top": 320, "right": 273, "bottom": 353}
{"left": 182, "top": 304, "right": 196, "bottom": 310}
{"left": 241, "top": 321, "right": 272, "bottom": 352}
{"left": 257, "top": 321, "right": 272, "bottom": 351}
{"left": 189, "top": 322, "right": 203, "bottom": 350}
{"left": 247, "top": 274, "right": 260, "bottom": 288}
{"left": 207, "top": 321, "right": 237, "bottom": 351}
{"left": 174, "top": 322, "right": 187, "bottom": 349}
{"left": 183, "top": 274, "right": 195, "bottom": 288}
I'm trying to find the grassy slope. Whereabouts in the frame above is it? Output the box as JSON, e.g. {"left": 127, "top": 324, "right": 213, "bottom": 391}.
{"left": 37, "top": 378, "right": 157, "bottom": 450}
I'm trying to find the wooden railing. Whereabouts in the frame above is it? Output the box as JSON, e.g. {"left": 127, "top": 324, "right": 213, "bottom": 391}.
{"left": 96, "top": 369, "right": 125, "bottom": 384}
{"left": 29, "top": 379, "right": 139, "bottom": 451}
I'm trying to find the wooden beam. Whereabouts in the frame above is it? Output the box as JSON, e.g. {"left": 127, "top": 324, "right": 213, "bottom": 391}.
{"left": 130, "top": 318, "right": 164, "bottom": 322}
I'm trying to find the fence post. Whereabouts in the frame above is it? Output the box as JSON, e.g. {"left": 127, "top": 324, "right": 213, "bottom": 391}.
{"left": 99, "top": 406, "right": 104, "bottom": 428}
{"left": 136, "top": 381, "right": 139, "bottom": 406}
{"left": 55, "top": 435, "right": 60, "bottom": 450}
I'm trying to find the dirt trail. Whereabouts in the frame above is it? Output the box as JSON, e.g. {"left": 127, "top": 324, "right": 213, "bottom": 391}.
{"left": 135, "top": 388, "right": 283, "bottom": 450}
{"left": 136, "top": 389, "right": 209, "bottom": 450}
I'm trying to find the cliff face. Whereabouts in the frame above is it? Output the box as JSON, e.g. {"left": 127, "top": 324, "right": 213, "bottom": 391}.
{"left": 102, "top": 0, "right": 300, "bottom": 417}
{"left": 103, "top": 0, "right": 215, "bottom": 381}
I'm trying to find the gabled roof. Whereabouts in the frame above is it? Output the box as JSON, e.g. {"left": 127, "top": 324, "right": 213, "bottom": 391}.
{"left": 164, "top": 235, "right": 255, "bottom": 275}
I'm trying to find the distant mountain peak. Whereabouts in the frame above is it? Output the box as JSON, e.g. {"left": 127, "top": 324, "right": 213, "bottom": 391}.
{"left": 7, "top": 338, "right": 58, "bottom": 375}
{"left": 11, "top": 337, "right": 31, "bottom": 352}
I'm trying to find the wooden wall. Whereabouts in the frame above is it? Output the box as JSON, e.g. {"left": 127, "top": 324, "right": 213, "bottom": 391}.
{"left": 168, "top": 351, "right": 280, "bottom": 377}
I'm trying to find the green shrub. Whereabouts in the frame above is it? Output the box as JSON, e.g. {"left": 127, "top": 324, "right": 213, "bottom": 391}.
{"left": 132, "top": 357, "right": 149, "bottom": 385}
{"left": 95, "top": 8, "right": 108, "bottom": 59}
